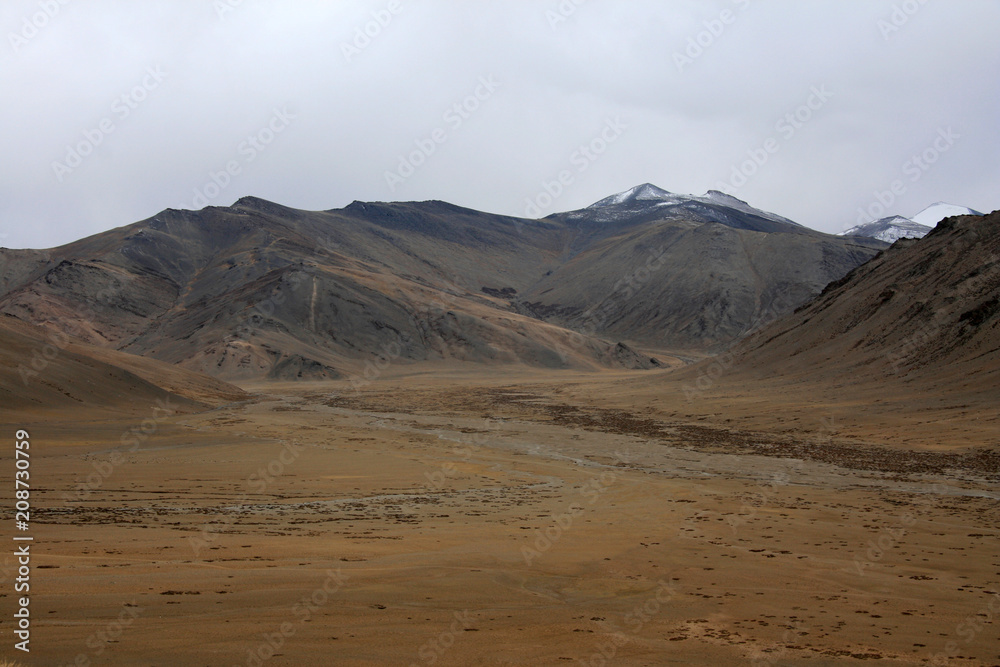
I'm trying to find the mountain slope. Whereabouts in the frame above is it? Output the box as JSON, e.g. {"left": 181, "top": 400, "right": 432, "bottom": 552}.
{"left": 530, "top": 185, "right": 885, "bottom": 350}
{"left": 0, "top": 198, "right": 656, "bottom": 379}
{"left": 521, "top": 216, "right": 883, "bottom": 350}
{"left": 0, "top": 314, "right": 248, "bottom": 415}
{"left": 723, "top": 209, "right": 1000, "bottom": 396}
{"left": 0, "top": 188, "right": 886, "bottom": 379}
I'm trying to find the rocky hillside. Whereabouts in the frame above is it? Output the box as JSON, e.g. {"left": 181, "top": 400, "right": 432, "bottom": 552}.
{"left": 0, "top": 314, "right": 247, "bottom": 414}
{"left": 722, "top": 210, "right": 1000, "bottom": 395}
{"left": 0, "top": 187, "right": 886, "bottom": 380}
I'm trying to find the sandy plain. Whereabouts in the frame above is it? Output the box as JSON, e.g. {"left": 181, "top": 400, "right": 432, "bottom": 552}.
{"left": 1, "top": 365, "right": 998, "bottom": 666}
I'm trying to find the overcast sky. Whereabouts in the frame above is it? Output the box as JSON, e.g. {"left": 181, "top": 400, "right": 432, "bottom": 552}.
{"left": 1, "top": 0, "right": 997, "bottom": 249}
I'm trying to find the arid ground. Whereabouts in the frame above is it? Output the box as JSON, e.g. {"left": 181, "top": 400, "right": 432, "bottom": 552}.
{"left": 3, "top": 365, "right": 997, "bottom": 666}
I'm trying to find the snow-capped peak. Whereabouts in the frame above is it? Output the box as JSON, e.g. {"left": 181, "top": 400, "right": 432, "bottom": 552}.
{"left": 568, "top": 183, "right": 804, "bottom": 230}
{"left": 841, "top": 202, "right": 983, "bottom": 243}
{"left": 629, "top": 183, "right": 674, "bottom": 201}
{"left": 910, "top": 202, "right": 982, "bottom": 227}
{"left": 589, "top": 183, "right": 674, "bottom": 208}
{"left": 841, "top": 216, "right": 930, "bottom": 243}
{"left": 704, "top": 190, "right": 750, "bottom": 207}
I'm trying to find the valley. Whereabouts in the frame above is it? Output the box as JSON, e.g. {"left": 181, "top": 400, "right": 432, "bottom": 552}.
{"left": 7, "top": 367, "right": 997, "bottom": 665}
{"left": 1, "top": 190, "right": 996, "bottom": 666}
{"left": 5, "top": 4, "right": 998, "bottom": 664}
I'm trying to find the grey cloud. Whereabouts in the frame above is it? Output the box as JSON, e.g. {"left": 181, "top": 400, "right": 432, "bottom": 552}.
{"left": 1, "top": 0, "right": 997, "bottom": 249}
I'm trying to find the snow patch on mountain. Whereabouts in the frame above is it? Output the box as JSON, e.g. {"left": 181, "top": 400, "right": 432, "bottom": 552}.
{"left": 911, "top": 202, "right": 982, "bottom": 227}
{"left": 842, "top": 202, "right": 983, "bottom": 243}
{"left": 589, "top": 183, "right": 676, "bottom": 208}
{"left": 580, "top": 183, "right": 802, "bottom": 228}
{"left": 841, "top": 216, "right": 931, "bottom": 243}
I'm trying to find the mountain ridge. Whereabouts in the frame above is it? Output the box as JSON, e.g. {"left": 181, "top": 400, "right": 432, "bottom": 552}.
{"left": 842, "top": 201, "right": 984, "bottom": 243}
{"left": 550, "top": 183, "right": 807, "bottom": 234}
{"left": 717, "top": 209, "right": 1000, "bottom": 397}
{"left": 0, "top": 186, "right": 886, "bottom": 380}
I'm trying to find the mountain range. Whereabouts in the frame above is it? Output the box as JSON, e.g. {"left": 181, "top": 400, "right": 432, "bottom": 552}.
{"left": 0, "top": 185, "right": 886, "bottom": 381}
{"left": 841, "top": 202, "right": 983, "bottom": 243}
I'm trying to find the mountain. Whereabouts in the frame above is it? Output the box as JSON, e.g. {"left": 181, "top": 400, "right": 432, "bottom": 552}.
{"left": 717, "top": 208, "right": 999, "bottom": 399}
{"left": 911, "top": 202, "right": 983, "bottom": 227}
{"left": 0, "top": 314, "right": 247, "bottom": 415}
{"left": 550, "top": 183, "right": 805, "bottom": 233}
{"left": 842, "top": 202, "right": 983, "bottom": 243}
{"left": 841, "top": 216, "right": 933, "bottom": 243}
{"left": 0, "top": 188, "right": 886, "bottom": 380}
{"left": 532, "top": 185, "right": 885, "bottom": 349}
